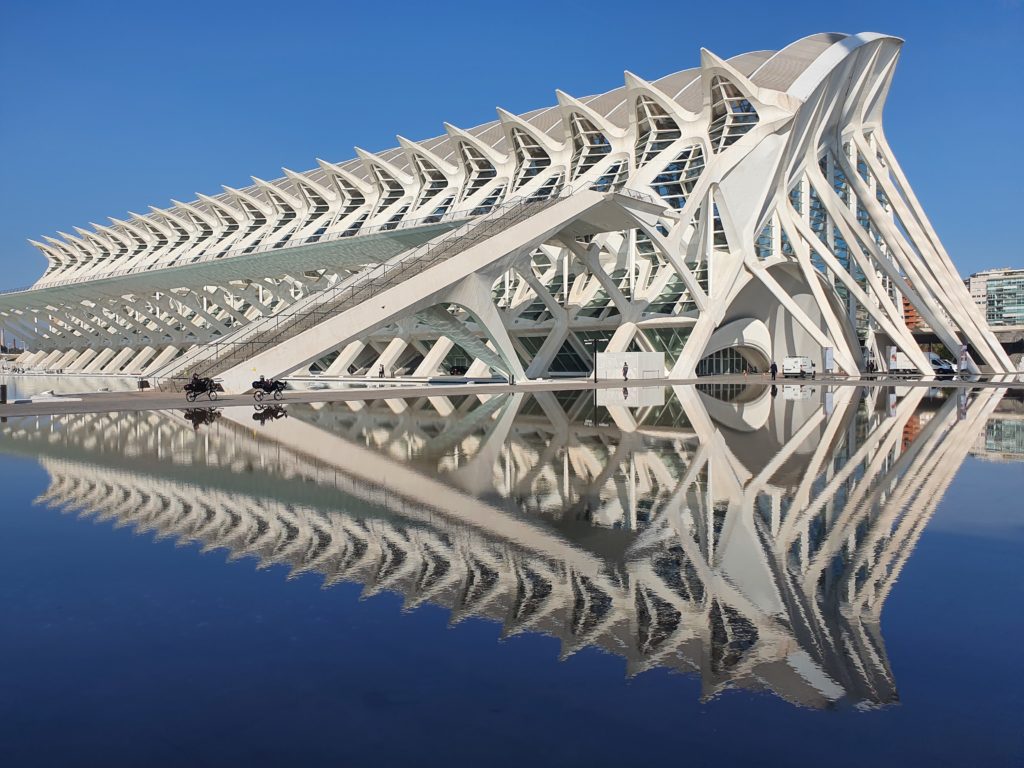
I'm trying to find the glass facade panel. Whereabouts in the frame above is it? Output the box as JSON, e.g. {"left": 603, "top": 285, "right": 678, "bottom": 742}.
{"left": 755, "top": 220, "right": 773, "bottom": 260}
{"left": 643, "top": 327, "right": 691, "bottom": 366}
{"left": 708, "top": 76, "right": 759, "bottom": 152}
{"left": 651, "top": 145, "right": 705, "bottom": 209}
{"left": 634, "top": 96, "right": 682, "bottom": 168}
{"left": 696, "top": 347, "right": 754, "bottom": 376}
{"left": 986, "top": 272, "right": 1024, "bottom": 326}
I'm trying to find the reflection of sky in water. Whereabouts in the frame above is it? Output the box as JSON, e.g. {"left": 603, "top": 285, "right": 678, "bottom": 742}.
{"left": 0, "top": 385, "right": 1022, "bottom": 765}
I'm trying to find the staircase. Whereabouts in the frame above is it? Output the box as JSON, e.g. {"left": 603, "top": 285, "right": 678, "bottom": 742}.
{"left": 153, "top": 194, "right": 562, "bottom": 389}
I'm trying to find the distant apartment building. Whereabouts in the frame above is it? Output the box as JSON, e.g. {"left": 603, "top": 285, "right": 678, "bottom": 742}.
{"left": 965, "top": 267, "right": 1024, "bottom": 327}
{"left": 971, "top": 417, "right": 1024, "bottom": 462}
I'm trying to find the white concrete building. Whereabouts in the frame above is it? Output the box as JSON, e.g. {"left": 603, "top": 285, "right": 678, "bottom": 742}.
{"left": 1, "top": 32, "right": 1013, "bottom": 390}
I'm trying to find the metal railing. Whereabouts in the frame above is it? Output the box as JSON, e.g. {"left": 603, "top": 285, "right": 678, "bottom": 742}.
{"left": 614, "top": 186, "right": 664, "bottom": 206}
{"left": 152, "top": 186, "right": 589, "bottom": 387}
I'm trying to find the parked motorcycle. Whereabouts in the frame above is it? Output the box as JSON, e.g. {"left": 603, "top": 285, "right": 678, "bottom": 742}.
{"left": 184, "top": 375, "right": 220, "bottom": 402}
{"left": 252, "top": 377, "right": 286, "bottom": 401}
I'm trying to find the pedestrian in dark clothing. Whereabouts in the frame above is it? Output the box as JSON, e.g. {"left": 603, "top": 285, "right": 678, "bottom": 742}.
{"left": 378, "top": 364, "right": 385, "bottom": 379}
{"left": 622, "top": 362, "right": 629, "bottom": 382}
{"left": 770, "top": 361, "right": 778, "bottom": 381}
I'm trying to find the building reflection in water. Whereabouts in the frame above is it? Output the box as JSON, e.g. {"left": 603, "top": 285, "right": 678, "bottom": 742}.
{"left": 0, "top": 384, "right": 1007, "bottom": 710}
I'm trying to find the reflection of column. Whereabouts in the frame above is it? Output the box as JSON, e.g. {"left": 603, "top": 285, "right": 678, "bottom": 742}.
{"left": 6, "top": 385, "right": 1004, "bottom": 711}
{"left": 780, "top": 387, "right": 926, "bottom": 549}
{"left": 448, "top": 393, "right": 523, "bottom": 497}
{"left": 849, "top": 389, "right": 1005, "bottom": 615}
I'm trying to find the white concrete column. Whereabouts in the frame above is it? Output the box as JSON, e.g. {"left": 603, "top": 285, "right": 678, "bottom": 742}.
{"left": 414, "top": 337, "right": 454, "bottom": 377}
{"left": 83, "top": 348, "right": 117, "bottom": 373}
{"left": 525, "top": 322, "right": 568, "bottom": 378}
{"left": 124, "top": 346, "right": 158, "bottom": 374}
{"left": 47, "top": 349, "right": 81, "bottom": 371}
{"left": 21, "top": 350, "right": 47, "bottom": 368}
{"left": 467, "top": 357, "right": 491, "bottom": 377}
{"left": 324, "top": 340, "right": 366, "bottom": 376}
{"left": 35, "top": 350, "right": 64, "bottom": 370}
{"left": 101, "top": 347, "right": 136, "bottom": 373}
{"left": 66, "top": 349, "right": 99, "bottom": 371}
{"left": 142, "top": 346, "right": 180, "bottom": 375}
{"left": 365, "top": 338, "right": 408, "bottom": 379}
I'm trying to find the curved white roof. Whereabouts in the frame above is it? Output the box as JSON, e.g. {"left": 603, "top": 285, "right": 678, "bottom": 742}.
{"left": 36, "top": 32, "right": 884, "bottom": 254}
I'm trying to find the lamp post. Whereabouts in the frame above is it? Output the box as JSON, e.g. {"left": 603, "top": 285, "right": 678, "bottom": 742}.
{"left": 590, "top": 337, "right": 599, "bottom": 384}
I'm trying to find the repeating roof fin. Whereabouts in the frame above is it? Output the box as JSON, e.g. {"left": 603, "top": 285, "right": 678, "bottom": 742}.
{"left": 624, "top": 71, "right": 699, "bottom": 122}
{"left": 555, "top": 90, "right": 626, "bottom": 139}
{"left": 442, "top": 122, "right": 509, "bottom": 165}
{"left": 397, "top": 136, "right": 459, "bottom": 175}
{"left": 316, "top": 158, "right": 374, "bottom": 197}
{"left": 496, "top": 107, "right": 565, "bottom": 153}
{"left": 251, "top": 177, "right": 302, "bottom": 212}
{"left": 283, "top": 168, "right": 336, "bottom": 207}
{"left": 355, "top": 147, "right": 415, "bottom": 185}
{"left": 221, "top": 185, "right": 272, "bottom": 217}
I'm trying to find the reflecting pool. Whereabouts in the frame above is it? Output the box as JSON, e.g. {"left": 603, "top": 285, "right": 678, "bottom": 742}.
{"left": 1, "top": 384, "right": 1022, "bottom": 766}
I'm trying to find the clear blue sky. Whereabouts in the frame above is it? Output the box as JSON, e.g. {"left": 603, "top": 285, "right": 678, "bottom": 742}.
{"left": 1, "top": 0, "right": 1021, "bottom": 288}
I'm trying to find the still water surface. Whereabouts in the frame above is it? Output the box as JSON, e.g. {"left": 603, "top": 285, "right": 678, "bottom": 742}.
{"left": 0, "top": 384, "right": 1021, "bottom": 766}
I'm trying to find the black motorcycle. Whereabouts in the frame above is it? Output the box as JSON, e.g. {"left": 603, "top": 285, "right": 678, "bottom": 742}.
{"left": 252, "top": 377, "right": 286, "bottom": 401}
{"left": 184, "top": 408, "right": 221, "bottom": 430}
{"left": 184, "top": 376, "right": 219, "bottom": 402}
{"left": 252, "top": 404, "right": 288, "bottom": 424}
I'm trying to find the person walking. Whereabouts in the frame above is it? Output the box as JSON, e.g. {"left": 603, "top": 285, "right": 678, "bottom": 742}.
{"left": 622, "top": 361, "right": 629, "bottom": 382}
{"left": 378, "top": 363, "right": 385, "bottom": 379}
{"left": 770, "top": 360, "right": 778, "bottom": 381}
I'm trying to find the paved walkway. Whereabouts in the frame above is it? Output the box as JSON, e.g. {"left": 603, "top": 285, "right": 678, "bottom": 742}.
{"left": 1, "top": 374, "right": 1020, "bottom": 418}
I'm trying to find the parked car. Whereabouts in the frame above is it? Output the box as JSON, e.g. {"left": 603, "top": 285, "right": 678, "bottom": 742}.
{"left": 928, "top": 352, "right": 955, "bottom": 379}
{"left": 782, "top": 356, "right": 816, "bottom": 379}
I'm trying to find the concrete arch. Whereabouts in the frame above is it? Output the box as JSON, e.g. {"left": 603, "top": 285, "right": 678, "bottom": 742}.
{"left": 701, "top": 317, "right": 773, "bottom": 370}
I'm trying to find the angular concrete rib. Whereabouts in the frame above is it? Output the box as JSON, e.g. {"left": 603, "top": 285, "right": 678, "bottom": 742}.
{"left": 209, "top": 189, "right": 651, "bottom": 391}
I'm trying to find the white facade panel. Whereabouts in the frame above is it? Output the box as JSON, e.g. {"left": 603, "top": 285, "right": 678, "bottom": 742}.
{"left": 596, "top": 352, "right": 665, "bottom": 381}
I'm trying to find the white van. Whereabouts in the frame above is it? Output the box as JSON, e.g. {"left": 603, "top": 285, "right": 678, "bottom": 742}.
{"left": 783, "top": 384, "right": 814, "bottom": 400}
{"left": 782, "top": 356, "right": 816, "bottom": 379}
